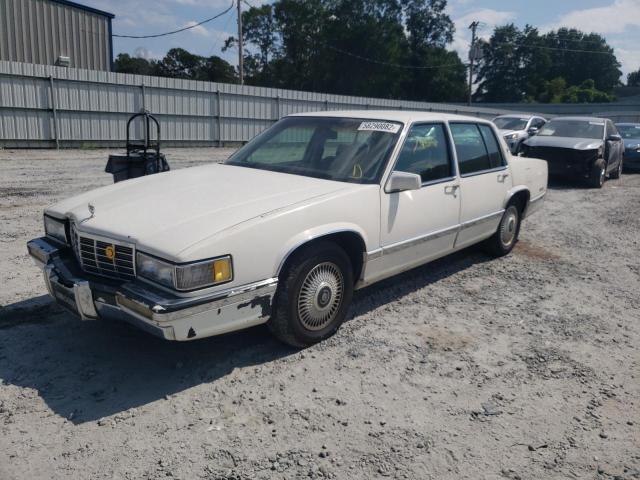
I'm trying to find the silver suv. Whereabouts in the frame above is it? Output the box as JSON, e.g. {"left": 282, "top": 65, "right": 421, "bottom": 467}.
{"left": 493, "top": 115, "right": 547, "bottom": 154}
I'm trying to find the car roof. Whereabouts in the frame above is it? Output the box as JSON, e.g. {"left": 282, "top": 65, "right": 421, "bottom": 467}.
{"left": 493, "top": 114, "right": 536, "bottom": 119}
{"left": 549, "top": 116, "right": 608, "bottom": 122}
{"left": 288, "top": 110, "right": 490, "bottom": 124}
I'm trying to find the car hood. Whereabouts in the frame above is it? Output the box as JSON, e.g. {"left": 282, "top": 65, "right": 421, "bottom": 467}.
{"left": 47, "top": 164, "right": 352, "bottom": 259}
{"left": 498, "top": 129, "right": 525, "bottom": 137}
{"left": 624, "top": 139, "right": 640, "bottom": 149}
{"left": 524, "top": 136, "right": 603, "bottom": 150}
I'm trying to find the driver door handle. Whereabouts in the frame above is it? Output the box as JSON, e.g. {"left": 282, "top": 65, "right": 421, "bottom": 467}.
{"left": 497, "top": 172, "right": 510, "bottom": 182}
{"left": 444, "top": 185, "right": 459, "bottom": 197}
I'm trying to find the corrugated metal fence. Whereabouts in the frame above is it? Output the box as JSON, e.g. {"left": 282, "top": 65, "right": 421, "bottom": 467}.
{"left": 0, "top": 60, "right": 534, "bottom": 148}
{"left": 2, "top": 60, "right": 636, "bottom": 148}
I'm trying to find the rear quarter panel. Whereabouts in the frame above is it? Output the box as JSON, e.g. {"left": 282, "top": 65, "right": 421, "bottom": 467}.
{"left": 508, "top": 155, "right": 548, "bottom": 210}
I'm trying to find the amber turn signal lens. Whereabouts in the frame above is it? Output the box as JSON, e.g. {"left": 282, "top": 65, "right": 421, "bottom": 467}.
{"left": 213, "top": 257, "right": 232, "bottom": 282}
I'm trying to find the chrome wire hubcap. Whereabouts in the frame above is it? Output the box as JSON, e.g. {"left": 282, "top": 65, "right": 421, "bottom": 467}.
{"left": 297, "top": 262, "right": 344, "bottom": 331}
{"left": 500, "top": 207, "right": 518, "bottom": 247}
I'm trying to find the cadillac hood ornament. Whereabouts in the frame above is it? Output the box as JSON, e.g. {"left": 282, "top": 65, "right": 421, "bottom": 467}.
{"left": 88, "top": 203, "right": 95, "bottom": 218}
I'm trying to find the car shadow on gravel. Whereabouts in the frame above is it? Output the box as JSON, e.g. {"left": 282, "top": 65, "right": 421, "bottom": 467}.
{"left": 0, "top": 247, "right": 492, "bottom": 425}
{"left": 350, "top": 247, "right": 492, "bottom": 319}
{"left": 547, "top": 177, "right": 593, "bottom": 190}
{"left": 0, "top": 296, "right": 295, "bottom": 425}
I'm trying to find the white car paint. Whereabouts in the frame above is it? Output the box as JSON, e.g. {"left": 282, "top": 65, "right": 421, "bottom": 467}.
{"left": 35, "top": 110, "right": 548, "bottom": 340}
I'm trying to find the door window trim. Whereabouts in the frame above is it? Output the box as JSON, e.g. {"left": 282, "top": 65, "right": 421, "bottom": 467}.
{"left": 449, "top": 121, "right": 507, "bottom": 178}
{"left": 389, "top": 121, "right": 457, "bottom": 188}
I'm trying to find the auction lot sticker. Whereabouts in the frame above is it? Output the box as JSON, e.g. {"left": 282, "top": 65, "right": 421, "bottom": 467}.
{"left": 358, "top": 121, "right": 402, "bottom": 134}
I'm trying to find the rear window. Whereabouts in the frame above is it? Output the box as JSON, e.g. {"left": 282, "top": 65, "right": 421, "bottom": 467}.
{"left": 450, "top": 123, "right": 504, "bottom": 175}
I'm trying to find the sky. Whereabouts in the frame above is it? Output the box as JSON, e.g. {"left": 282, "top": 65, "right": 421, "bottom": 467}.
{"left": 85, "top": 0, "right": 640, "bottom": 81}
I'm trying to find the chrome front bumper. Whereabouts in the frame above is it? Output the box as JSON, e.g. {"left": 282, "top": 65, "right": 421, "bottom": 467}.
{"left": 27, "top": 237, "right": 277, "bottom": 341}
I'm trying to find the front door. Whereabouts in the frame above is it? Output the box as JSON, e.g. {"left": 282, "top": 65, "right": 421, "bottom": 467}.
{"left": 449, "top": 122, "right": 512, "bottom": 248}
{"left": 605, "top": 120, "right": 622, "bottom": 172}
{"left": 378, "top": 123, "right": 461, "bottom": 279}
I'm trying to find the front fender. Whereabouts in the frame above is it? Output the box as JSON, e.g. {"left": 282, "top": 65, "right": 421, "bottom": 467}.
{"left": 274, "top": 223, "right": 370, "bottom": 275}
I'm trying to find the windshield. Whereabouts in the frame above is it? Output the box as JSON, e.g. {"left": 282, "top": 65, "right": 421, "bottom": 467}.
{"left": 538, "top": 120, "right": 604, "bottom": 140}
{"left": 616, "top": 124, "right": 640, "bottom": 139}
{"left": 225, "top": 116, "right": 402, "bottom": 183}
{"left": 493, "top": 117, "right": 528, "bottom": 131}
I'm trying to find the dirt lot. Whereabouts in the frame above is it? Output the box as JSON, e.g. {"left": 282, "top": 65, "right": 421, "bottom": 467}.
{"left": 0, "top": 148, "right": 639, "bottom": 480}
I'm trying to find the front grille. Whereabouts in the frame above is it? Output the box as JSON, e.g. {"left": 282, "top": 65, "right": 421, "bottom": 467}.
{"left": 70, "top": 225, "right": 136, "bottom": 281}
{"left": 525, "top": 146, "right": 598, "bottom": 165}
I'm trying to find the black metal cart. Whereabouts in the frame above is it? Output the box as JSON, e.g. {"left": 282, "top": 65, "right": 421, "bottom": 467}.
{"left": 105, "top": 110, "right": 170, "bottom": 183}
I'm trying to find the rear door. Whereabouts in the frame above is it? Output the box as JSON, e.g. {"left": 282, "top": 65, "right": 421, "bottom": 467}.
{"left": 449, "top": 122, "right": 512, "bottom": 248}
{"left": 605, "top": 120, "right": 623, "bottom": 171}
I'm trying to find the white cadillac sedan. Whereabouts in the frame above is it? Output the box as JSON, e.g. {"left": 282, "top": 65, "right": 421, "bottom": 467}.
{"left": 28, "top": 111, "right": 547, "bottom": 347}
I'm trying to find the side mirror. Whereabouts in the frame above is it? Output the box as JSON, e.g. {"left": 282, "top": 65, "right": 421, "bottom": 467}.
{"left": 527, "top": 127, "right": 538, "bottom": 136}
{"left": 607, "top": 134, "right": 622, "bottom": 142}
{"left": 385, "top": 171, "right": 421, "bottom": 193}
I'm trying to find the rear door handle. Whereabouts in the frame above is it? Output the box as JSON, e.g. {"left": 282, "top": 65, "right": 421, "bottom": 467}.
{"left": 444, "top": 185, "right": 459, "bottom": 197}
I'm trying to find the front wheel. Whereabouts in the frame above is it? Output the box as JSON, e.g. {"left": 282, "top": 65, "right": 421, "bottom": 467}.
{"left": 588, "top": 159, "right": 606, "bottom": 188}
{"left": 268, "top": 241, "right": 354, "bottom": 348}
{"left": 609, "top": 158, "right": 623, "bottom": 179}
{"left": 483, "top": 203, "right": 521, "bottom": 257}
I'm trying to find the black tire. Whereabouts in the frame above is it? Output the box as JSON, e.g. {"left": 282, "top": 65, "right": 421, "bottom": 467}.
{"left": 588, "top": 159, "right": 606, "bottom": 188}
{"left": 483, "top": 202, "right": 521, "bottom": 257}
{"left": 609, "top": 157, "right": 623, "bottom": 179}
{"left": 268, "top": 241, "right": 354, "bottom": 348}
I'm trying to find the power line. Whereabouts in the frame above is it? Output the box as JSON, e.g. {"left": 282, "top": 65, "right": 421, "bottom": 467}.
{"left": 208, "top": 7, "right": 235, "bottom": 56}
{"left": 325, "top": 44, "right": 463, "bottom": 70}
{"left": 491, "top": 41, "right": 616, "bottom": 56}
{"left": 113, "top": 2, "right": 234, "bottom": 39}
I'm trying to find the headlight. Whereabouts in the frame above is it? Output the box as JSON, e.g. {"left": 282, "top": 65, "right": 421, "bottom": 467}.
{"left": 136, "top": 253, "right": 233, "bottom": 291}
{"left": 44, "top": 215, "right": 67, "bottom": 244}
{"left": 136, "top": 252, "right": 175, "bottom": 289}
{"left": 504, "top": 133, "right": 518, "bottom": 140}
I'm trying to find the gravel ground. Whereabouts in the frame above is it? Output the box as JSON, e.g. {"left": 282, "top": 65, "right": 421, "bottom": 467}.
{"left": 0, "top": 148, "right": 639, "bottom": 480}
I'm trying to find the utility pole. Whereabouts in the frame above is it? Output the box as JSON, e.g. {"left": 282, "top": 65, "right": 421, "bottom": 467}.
{"left": 237, "top": 0, "right": 244, "bottom": 85}
{"left": 468, "top": 21, "right": 479, "bottom": 106}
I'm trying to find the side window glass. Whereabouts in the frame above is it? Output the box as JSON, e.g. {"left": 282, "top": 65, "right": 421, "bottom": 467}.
{"left": 450, "top": 123, "right": 491, "bottom": 175}
{"left": 394, "top": 123, "right": 452, "bottom": 182}
{"left": 478, "top": 124, "right": 505, "bottom": 168}
{"left": 605, "top": 121, "right": 616, "bottom": 137}
{"left": 533, "top": 118, "right": 545, "bottom": 129}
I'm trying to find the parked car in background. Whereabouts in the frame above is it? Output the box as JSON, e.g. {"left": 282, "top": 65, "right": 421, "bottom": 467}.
{"left": 28, "top": 111, "right": 547, "bottom": 348}
{"left": 493, "top": 115, "right": 547, "bottom": 154}
{"left": 615, "top": 122, "right": 640, "bottom": 171}
{"left": 520, "top": 116, "right": 624, "bottom": 188}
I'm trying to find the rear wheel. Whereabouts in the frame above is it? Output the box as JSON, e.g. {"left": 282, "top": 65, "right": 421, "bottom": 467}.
{"left": 609, "top": 158, "right": 623, "bottom": 179}
{"left": 588, "top": 159, "right": 606, "bottom": 188}
{"left": 483, "top": 203, "right": 521, "bottom": 257}
{"left": 268, "top": 241, "right": 354, "bottom": 348}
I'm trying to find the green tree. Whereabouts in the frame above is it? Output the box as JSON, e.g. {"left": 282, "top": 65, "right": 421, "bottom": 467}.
{"left": 114, "top": 53, "right": 154, "bottom": 75}
{"left": 226, "top": 0, "right": 466, "bottom": 101}
{"left": 154, "top": 48, "right": 204, "bottom": 79}
{"left": 475, "top": 24, "right": 622, "bottom": 103}
{"left": 542, "top": 28, "right": 621, "bottom": 93}
{"left": 198, "top": 56, "right": 238, "bottom": 83}
{"left": 628, "top": 69, "right": 640, "bottom": 87}
{"left": 151, "top": 48, "right": 237, "bottom": 82}
{"left": 474, "top": 24, "right": 530, "bottom": 102}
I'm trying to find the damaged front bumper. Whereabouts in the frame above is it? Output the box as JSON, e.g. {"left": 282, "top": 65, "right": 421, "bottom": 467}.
{"left": 27, "top": 237, "right": 277, "bottom": 341}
